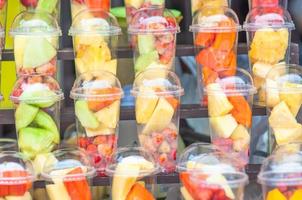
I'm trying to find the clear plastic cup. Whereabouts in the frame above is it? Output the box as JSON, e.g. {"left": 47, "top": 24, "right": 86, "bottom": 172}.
{"left": 124, "top": 0, "right": 165, "bottom": 25}
{"left": 106, "top": 147, "right": 160, "bottom": 200}
{"left": 128, "top": 6, "right": 180, "bottom": 76}
{"left": 265, "top": 65, "right": 302, "bottom": 153}
{"left": 19, "top": 0, "right": 61, "bottom": 21}
{"left": 70, "top": 70, "right": 124, "bottom": 173}
{"left": 243, "top": 7, "right": 295, "bottom": 105}
{"left": 0, "top": 26, "right": 3, "bottom": 101}
{"left": 41, "top": 148, "right": 96, "bottom": 200}
{"left": 204, "top": 68, "right": 256, "bottom": 165}
{"left": 0, "top": 138, "right": 18, "bottom": 151}
{"left": 69, "top": 9, "right": 121, "bottom": 76}
{"left": 249, "top": 0, "right": 288, "bottom": 10}
{"left": 70, "top": 0, "right": 110, "bottom": 20}
{"left": 177, "top": 150, "right": 248, "bottom": 200}
{"left": 190, "top": 6, "right": 241, "bottom": 105}
{"left": 191, "top": 0, "right": 230, "bottom": 15}
{"left": 0, "top": 151, "right": 35, "bottom": 199}
{"left": 258, "top": 151, "right": 302, "bottom": 200}
{"left": 10, "top": 11, "right": 62, "bottom": 77}
{"left": 10, "top": 74, "right": 64, "bottom": 161}
{"left": 131, "top": 68, "right": 184, "bottom": 173}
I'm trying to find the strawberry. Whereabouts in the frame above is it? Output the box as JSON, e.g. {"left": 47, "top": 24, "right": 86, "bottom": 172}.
{"left": 78, "top": 137, "right": 88, "bottom": 148}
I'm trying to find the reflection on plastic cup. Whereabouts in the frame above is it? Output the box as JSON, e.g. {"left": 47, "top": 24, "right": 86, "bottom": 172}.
{"left": 70, "top": 0, "right": 110, "bottom": 20}
{"left": 265, "top": 65, "right": 302, "bottom": 153}
{"left": 10, "top": 11, "right": 62, "bottom": 77}
{"left": 70, "top": 70, "right": 123, "bottom": 174}
{"left": 204, "top": 69, "right": 256, "bottom": 165}
{"left": 41, "top": 148, "right": 96, "bottom": 200}
{"left": 177, "top": 150, "right": 248, "bottom": 200}
{"left": 248, "top": 0, "right": 288, "bottom": 10}
{"left": 0, "top": 138, "right": 18, "bottom": 151}
{"left": 191, "top": 0, "right": 229, "bottom": 15}
{"left": 128, "top": 6, "right": 179, "bottom": 76}
{"left": 69, "top": 9, "right": 121, "bottom": 77}
{"left": 106, "top": 147, "right": 160, "bottom": 200}
{"left": 132, "top": 68, "right": 183, "bottom": 173}
{"left": 243, "top": 7, "right": 295, "bottom": 105}
{"left": 10, "top": 75, "right": 63, "bottom": 162}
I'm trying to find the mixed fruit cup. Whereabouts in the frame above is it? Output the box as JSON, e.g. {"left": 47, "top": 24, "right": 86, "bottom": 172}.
{"left": 191, "top": 0, "right": 229, "bottom": 15}
{"left": 20, "top": 0, "right": 60, "bottom": 21}
{"left": 249, "top": 0, "right": 287, "bottom": 9}
{"left": 70, "top": 0, "right": 110, "bottom": 20}
{"left": 129, "top": 8, "right": 178, "bottom": 75}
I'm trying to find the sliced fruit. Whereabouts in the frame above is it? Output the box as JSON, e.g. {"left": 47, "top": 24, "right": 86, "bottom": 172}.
{"left": 74, "top": 35, "right": 105, "bottom": 47}
{"left": 207, "top": 83, "right": 233, "bottom": 117}
{"left": 134, "top": 51, "right": 159, "bottom": 73}
{"left": 19, "top": 89, "right": 58, "bottom": 108}
{"left": 112, "top": 163, "right": 140, "bottom": 200}
{"left": 23, "top": 37, "right": 56, "bottom": 68}
{"left": 210, "top": 114, "right": 238, "bottom": 138}
{"left": 290, "top": 189, "right": 302, "bottom": 200}
{"left": 138, "top": 35, "right": 156, "bottom": 54}
{"left": 212, "top": 31, "right": 236, "bottom": 52}
{"left": 125, "top": 182, "right": 154, "bottom": 200}
{"left": 194, "top": 32, "right": 215, "bottom": 47}
{"left": 273, "top": 123, "right": 302, "bottom": 145}
{"left": 14, "top": 36, "right": 28, "bottom": 67}
{"left": 268, "top": 101, "right": 298, "bottom": 129}
{"left": 5, "top": 192, "right": 32, "bottom": 200}
{"left": 36, "top": 0, "right": 58, "bottom": 13}
{"left": 206, "top": 174, "right": 235, "bottom": 199}
{"left": 33, "top": 153, "right": 57, "bottom": 175}
{"left": 266, "top": 79, "right": 280, "bottom": 107}
{"left": 33, "top": 110, "right": 59, "bottom": 143}
{"left": 252, "top": 62, "right": 274, "bottom": 79}
{"left": 0, "top": 170, "right": 31, "bottom": 197}
{"left": 135, "top": 87, "right": 159, "bottom": 124}
{"left": 94, "top": 100, "right": 120, "bottom": 129}
{"left": 279, "top": 82, "right": 302, "bottom": 117}
{"left": 142, "top": 98, "right": 174, "bottom": 135}
{"left": 180, "top": 186, "right": 194, "bottom": 200}
{"left": 266, "top": 188, "right": 287, "bottom": 200}
{"left": 75, "top": 100, "right": 99, "bottom": 129}
{"left": 228, "top": 95, "right": 252, "bottom": 128}
{"left": 15, "top": 103, "right": 39, "bottom": 131}
{"left": 101, "top": 59, "right": 117, "bottom": 75}
{"left": 87, "top": 87, "right": 120, "bottom": 112}
{"left": 125, "top": 0, "right": 144, "bottom": 8}
{"left": 46, "top": 182, "right": 71, "bottom": 200}
{"left": 85, "top": 124, "right": 114, "bottom": 137}
{"left": 230, "top": 125, "right": 250, "bottom": 152}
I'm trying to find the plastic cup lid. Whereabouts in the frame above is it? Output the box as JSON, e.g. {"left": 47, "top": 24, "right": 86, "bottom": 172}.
{"left": 190, "top": 6, "right": 241, "bottom": 33}
{"left": 131, "top": 68, "right": 184, "bottom": 97}
{"left": 69, "top": 9, "right": 121, "bottom": 36}
{"left": 70, "top": 70, "right": 124, "bottom": 100}
{"left": 128, "top": 6, "right": 180, "bottom": 34}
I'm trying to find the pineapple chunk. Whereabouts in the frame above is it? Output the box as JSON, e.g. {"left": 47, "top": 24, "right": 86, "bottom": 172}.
{"left": 94, "top": 100, "right": 120, "bottom": 129}
{"left": 207, "top": 83, "right": 233, "bottom": 117}
{"left": 266, "top": 79, "right": 280, "bottom": 107}
{"left": 230, "top": 125, "right": 250, "bottom": 152}
{"left": 269, "top": 101, "right": 298, "bottom": 129}
{"left": 180, "top": 187, "right": 194, "bottom": 200}
{"left": 252, "top": 62, "right": 274, "bottom": 79}
{"left": 273, "top": 123, "right": 302, "bottom": 145}
{"left": 279, "top": 82, "right": 302, "bottom": 117}
{"left": 210, "top": 114, "right": 238, "bottom": 138}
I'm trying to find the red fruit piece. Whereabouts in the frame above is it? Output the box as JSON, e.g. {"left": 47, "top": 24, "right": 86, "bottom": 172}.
{"left": 87, "top": 87, "right": 120, "bottom": 112}
{"left": 78, "top": 137, "right": 88, "bottom": 148}
{"left": 158, "top": 153, "right": 168, "bottom": 164}
{"left": 0, "top": 170, "right": 31, "bottom": 197}
{"left": 93, "top": 135, "right": 107, "bottom": 145}
{"left": 0, "top": 0, "right": 6, "bottom": 10}
{"left": 152, "top": 132, "right": 164, "bottom": 146}
{"left": 20, "top": 0, "right": 37, "bottom": 7}
{"left": 86, "top": 144, "right": 97, "bottom": 152}
{"left": 86, "top": 0, "right": 110, "bottom": 11}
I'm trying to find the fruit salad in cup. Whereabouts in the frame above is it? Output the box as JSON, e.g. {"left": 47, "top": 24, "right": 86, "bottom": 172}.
{"left": 10, "top": 11, "right": 61, "bottom": 77}
{"left": 244, "top": 7, "right": 294, "bottom": 105}
{"left": 10, "top": 75, "right": 63, "bottom": 161}
{"left": 70, "top": 71, "right": 123, "bottom": 173}
{"left": 69, "top": 9, "right": 121, "bottom": 76}
{"left": 20, "top": 0, "right": 60, "bottom": 20}
{"left": 128, "top": 7, "right": 179, "bottom": 76}
{"left": 42, "top": 148, "right": 95, "bottom": 200}
{"left": 70, "top": 0, "right": 111, "bottom": 20}
{"left": 249, "top": 0, "right": 287, "bottom": 9}
{"left": 106, "top": 147, "right": 160, "bottom": 200}
{"left": 191, "top": 0, "right": 229, "bottom": 15}
{"left": 0, "top": 152, "right": 34, "bottom": 200}
{"left": 132, "top": 68, "right": 183, "bottom": 173}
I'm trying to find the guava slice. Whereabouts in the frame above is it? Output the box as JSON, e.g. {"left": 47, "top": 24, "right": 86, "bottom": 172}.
{"left": 15, "top": 103, "right": 39, "bottom": 131}
{"left": 75, "top": 100, "right": 100, "bottom": 129}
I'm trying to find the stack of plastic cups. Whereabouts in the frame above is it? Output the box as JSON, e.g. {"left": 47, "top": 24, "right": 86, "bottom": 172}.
{"left": 124, "top": 0, "right": 165, "bottom": 25}
{"left": 249, "top": 0, "right": 288, "bottom": 10}
{"left": 131, "top": 68, "right": 183, "bottom": 173}
{"left": 41, "top": 148, "right": 96, "bottom": 200}
{"left": 70, "top": 70, "right": 123, "bottom": 174}
{"left": 106, "top": 147, "right": 160, "bottom": 200}
{"left": 19, "top": 0, "right": 60, "bottom": 21}
{"left": 258, "top": 149, "right": 302, "bottom": 200}
{"left": 265, "top": 65, "right": 302, "bottom": 153}
{"left": 128, "top": 6, "right": 180, "bottom": 76}
{"left": 191, "top": 0, "right": 229, "bottom": 15}
{"left": 70, "top": 0, "right": 111, "bottom": 20}
{"left": 177, "top": 143, "right": 249, "bottom": 200}
{"left": 69, "top": 9, "right": 121, "bottom": 76}
{"left": 190, "top": 6, "right": 241, "bottom": 105}
{"left": 0, "top": 151, "right": 35, "bottom": 199}
{"left": 243, "top": 7, "right": 295, "bottom": 105}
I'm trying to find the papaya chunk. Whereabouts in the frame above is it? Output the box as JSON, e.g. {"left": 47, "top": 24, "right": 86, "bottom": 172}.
{"left": 126, "top": 183, "right": 155, "bottom": 200}
{"left": 218, "top": 51, "right": 237, "bottom": 77}
{"left": 194, "top": 32, "right": 215, "bottom": 48}
{"left": 203, "top": 66, "right": 218, "bottom": 85}
{"left": 212, "top": 31, "right": 236, "bottom": 52}
{"left": 228, "top": 95, "right": 252, "bottom": 128}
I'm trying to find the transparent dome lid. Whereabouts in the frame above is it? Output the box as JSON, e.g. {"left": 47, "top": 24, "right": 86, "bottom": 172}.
{"left": 0, "top": 151, "right": 35, "bottom": 183}
{"left": 10, "top": 74, "right": 63, "bottom": 104}
{"left": 190, "top": 6, "right": 241, "bottom": 32}
{"left": 10, "top": 11, "right": 62, "bottom": 36}
{"left": 244, "top": 7, "right": 295, "bottom": 30}
{"left": 258, "top": 152, "right": 302, "bottom": 186}
{"left": 41, "top": 148, "right": 96, "bottom": 181}
{"left": 128, "top": 6, "right": 180, "bottom": 34}
{"left": 265, "top": 64, "right": 302, "bottom": 93}
{"left": 69, "top": 9, "right": 121, "bottom": 36}
{"left": 70, "top": 70, "right": 124, "bottom": 100}
{"left": 105, "top": 147, "right": 160, "bottom": 177}
{"left": 131, "top": 68, "right": 183, "bottom": 97}
{"left": 204, "top": 68, "right": 257, "bottom": 96}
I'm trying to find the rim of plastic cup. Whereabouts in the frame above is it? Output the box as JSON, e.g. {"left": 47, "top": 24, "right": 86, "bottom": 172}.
{"left": 105, "top": 147, "right": 161, "bottom": 177}
{"left": 243, "top": 21, "right": 295, "bottom": 31}
{"left": 69, "top": 9, "right": 122, "bottom": 36}
{"left": 10, "top": 90, "right": 64, "bottom": 104}
{"left": 0, "top": 139, "right": 17, "bottom": 151}
{"left": 10, "top": 11, "right": 62, "bottom": 36}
